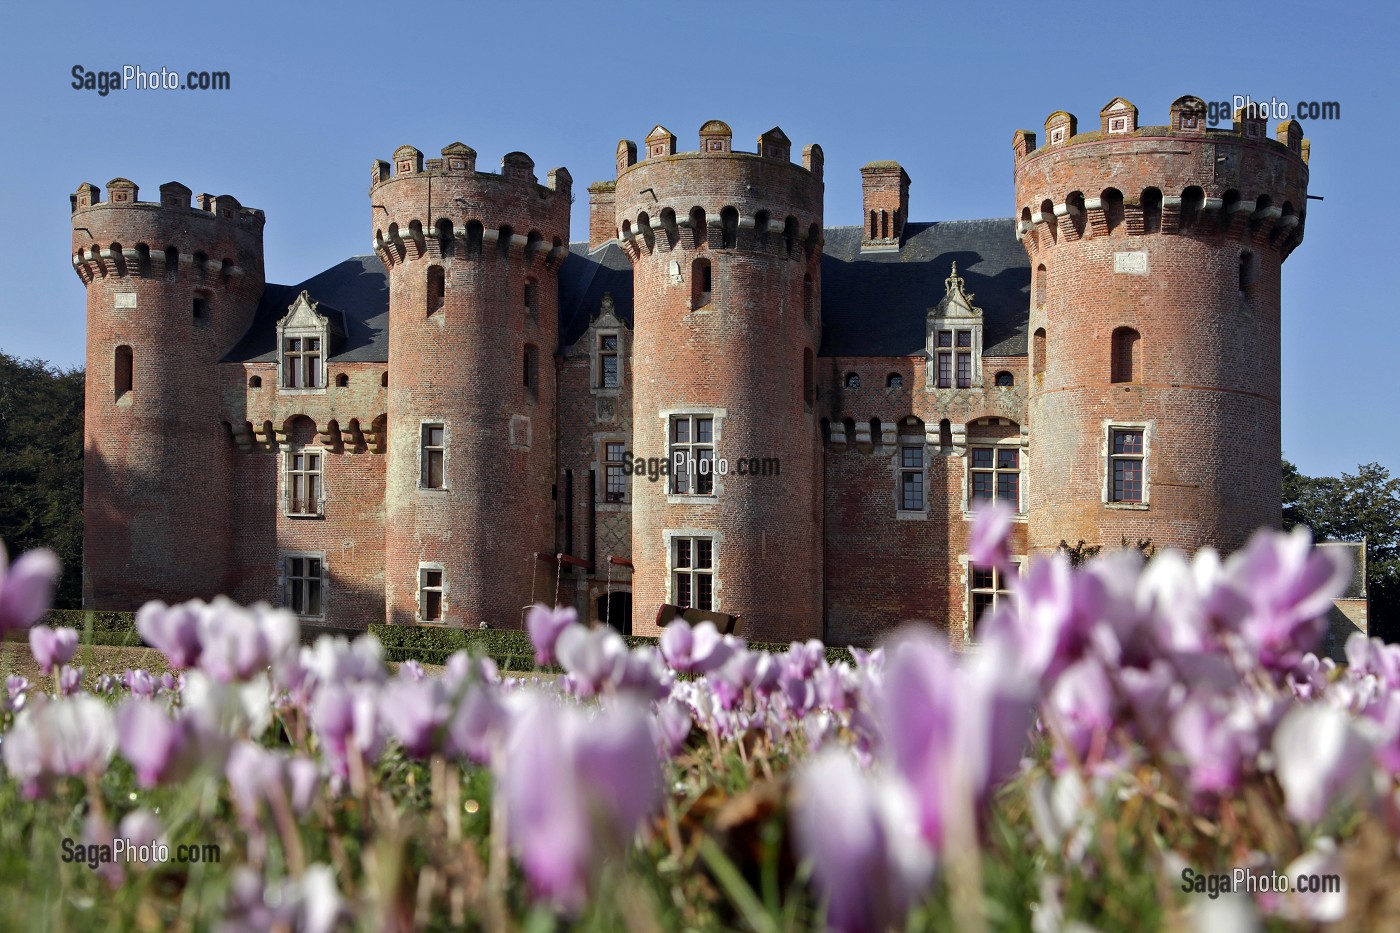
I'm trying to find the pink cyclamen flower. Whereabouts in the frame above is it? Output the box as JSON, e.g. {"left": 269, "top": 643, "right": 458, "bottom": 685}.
{"left": 58, "top": 665, "right": 84, "bottom": 696}
{"left": 659, "top": 620, "right": 734, "bottom": 674}
{"left": 1167, "top": 694, "right": 1259, "bottom": 798}
{"left": 378, "top": 677, "right": 450, "bottom": 758}
{"left": 116, "top": 696, "right": 191, "bottom": 788}
{"left": 28, "top": 625, "right": 78, "bottom": 676}
{"left": 793, "top": 750, "right": 935, "bottom": 933}
{"left": 1273, "top": 704, "right": 1374, "bottom": 825}
{"left": 500, "top": 692, "right": 662, "bottom": 911}
{"left": 526, "top": 604, "right": 578, "bottom": 666}
{"left": 444, "top": 681, "right": 508, "bottom": 765}
{"left": 652, "top": 698, "right": 693, "bottom": 758}
{"left": 1225, "top": 527, "right": 1352, "bottom": 671}
{"left": 556, "top": 624, "right": 628, "bottom": 696}
{"left": 967, "top": 499, "right": 1015, "bottom": 571}
{"left": 0, "top": 544, "right": 60, "bottom": 633}
{"left": 125, "top": 668, "right": 158, "bottom": 697}
{"left": 221, "top": 864, "right": 345, "bottom": 933}
{"left": 136, "top": 600, "right": 204, "bottom": 669}
{"left": 195, "top": 598, "right": 297, "bottom": 683}
{"left": 1, "top": 694, "right": 115, "bottom": 798}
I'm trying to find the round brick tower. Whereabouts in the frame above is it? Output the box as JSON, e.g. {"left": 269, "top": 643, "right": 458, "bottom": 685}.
{"left": 1015, "top": 97, "right": 1310, "bottom": 556}
{"left": 372, "top": 144, "right": 570, "bottom": 626}
{"left": 614, "top": 122, "right": 825, "bottom": 641}
{"left": 71, "top": 178, "right": 265, "bottom": 607}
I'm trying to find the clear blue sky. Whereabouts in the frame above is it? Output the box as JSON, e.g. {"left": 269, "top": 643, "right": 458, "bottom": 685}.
{"left": 0, "top": 0, "right": 1393, "bottom": 479}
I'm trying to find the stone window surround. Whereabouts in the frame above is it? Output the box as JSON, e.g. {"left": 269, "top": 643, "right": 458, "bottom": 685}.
{"left": 280, "top": 550, "right": 327, "bottom": 621}
{"left": 893, "top": 436, "right": 929, "bottom": 520}
{"left": 662, "top": 528, "right": 723, "bottom": 612}
{"left": 595, "top": 433, "right": 629, "bottom": 512}
{"left": 1104, "top": 420, "right": 1152, "bottom": 509}
{"left": 659, "top": 406, "right": 726, "bottom": 504}
{"left": 958, "top": 555, "right": 1023, "bottom": 643}
{"left": 420, "top": 419, "right": 449, "bottom": 493}
{"left": 283, "top": 445, "right": 326, "bottom": 518}
{"left": 417, "top": 561, "right": 447, "bottom": 624}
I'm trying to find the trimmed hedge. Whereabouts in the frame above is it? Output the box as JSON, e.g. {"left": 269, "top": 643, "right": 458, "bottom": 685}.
{"left": 25, "top": 610, "right": 857, "bottom": 670}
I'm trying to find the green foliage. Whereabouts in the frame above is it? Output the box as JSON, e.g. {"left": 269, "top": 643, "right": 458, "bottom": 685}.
{"left": 1283, "top": 458, "right": 1400, "bottom": 639}
{"left": 0, "top": 354, "right": 84, "bottom": 608}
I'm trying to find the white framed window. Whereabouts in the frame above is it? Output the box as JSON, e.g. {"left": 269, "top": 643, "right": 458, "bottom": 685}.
{"left": 418, "top": 564, "right": 445, "bottom": 622}
{"left": 1107, "top": 425, "right": 1148, "bottom": 505}
{"left": 969, "top": 562, "right": 1017, "bottom": 633}
{"left": 934, "top": 329, "right": 975, "bottom": 388}
{"left": 672, "top": 536, "right": 715, "bottom": 610}
{"left": 898, "top": 443, "right": 925, "bottom": 512}
{"left": 283, "top": 553, "right": 325, "bottom": 619}
{"left": 599, "top": 333, "right": 620, "bottom": 388}
{"left": 283, "top": 336, "right": 322, "bottom": 388}
{"left": 603, "top": 441, "right": 627, "bottom": 503}
{"left": 421, "top": 423, "right": 446, "bottom": 489}
{"left": 669, "top": 414, "right": 715, "bottom": 496}
{"left": 285, "top": 449, "right": 324, "bottom": 517}
{"left": 969, "top": 446, "right": 1021, "bottom": 510}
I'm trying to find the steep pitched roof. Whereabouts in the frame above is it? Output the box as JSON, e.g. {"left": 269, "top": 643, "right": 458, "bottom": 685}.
{"left": 223, "top": 255, "right": 389, "bottom": 363}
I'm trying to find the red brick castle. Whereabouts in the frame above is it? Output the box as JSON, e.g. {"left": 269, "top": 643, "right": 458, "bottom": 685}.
{"left": 70, "top": 96, "right": 1311, "bottom": 646}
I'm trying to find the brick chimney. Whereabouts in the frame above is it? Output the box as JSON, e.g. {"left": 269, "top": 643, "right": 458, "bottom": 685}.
{"left": 588, "top": 181, "right": 616, "bottom": 251}
{"left": 861, "top": 161, "right": 910, "bottom": 248}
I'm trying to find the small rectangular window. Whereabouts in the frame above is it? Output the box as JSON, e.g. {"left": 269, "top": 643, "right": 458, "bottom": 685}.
{"left": 970, "top": 446, "right": 1020, "bottom": 509}
{"left": 969, "top": 563, "right": 1015, "bottom": 633}
{"left": 286, "top": 450, "right": 323, "bottom": 516}
{"left": 900, "top": 444, "right": 925, "bottom": 511}
{"left": 286, "top": 555, "right": 324, "bottom": 618}
{"left": 422, "top": 424, "right": 445, "bottom": 489}
{"left": 1110, "top": 429, "right": 1145, "bottom": 503}
{"left": 670, "top": 415, "right": 714, "bottom": 495}
{"left": 673, "top": 536, "right": 715, "bottom": 610}
{"left": 420, "top": 568, "right": 444, "bottom": 622}
{"left": 604, "top": 441, "right": 627, "bottom": 503}
{"left": 599, "top": 334, "right": 619, "bottom": 388}
{"left": 284, "top": 337, "right": 322, "bottom": 388}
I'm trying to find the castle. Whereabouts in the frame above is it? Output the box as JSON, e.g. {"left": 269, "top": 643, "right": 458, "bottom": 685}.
{"left": 70, "top": 96, "right": 1312, "bottom": 647}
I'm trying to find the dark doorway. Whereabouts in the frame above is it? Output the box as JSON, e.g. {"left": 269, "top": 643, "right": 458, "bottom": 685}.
{"left": 597, "top": 592, "right": 632, "bottom": 636}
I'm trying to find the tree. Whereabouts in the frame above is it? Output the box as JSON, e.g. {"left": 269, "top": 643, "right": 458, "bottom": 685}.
{"left": 1282, "top": 458, "right": 1400, "bottom": 641}
{"left": 0, "top": 354, "right": 84, "bottom": 608}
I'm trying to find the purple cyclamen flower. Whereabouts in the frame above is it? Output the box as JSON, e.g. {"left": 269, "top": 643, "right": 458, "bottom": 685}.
{"left": 1168, "top": 695, "right": 1259, "bottom": 798}
{"left": 125, "top": 668, "right": 158, "bottom": 697}
{"left": 0, "top": 544, "right": 60, "bottom": 633}
{"left": 399, "top": 659, "right": 426, "bottom": 681}
{"left": 783, "top": 639, "right": 826, "bottom": 681}
{"left": 378, "top": 677, "right": 450, "bottom": 758}
{"left": 28, "top": 625, "right": 78, "bottom": 676}
{"left": 58, "top": 664, "right": 84, "bottom": 696}
{"left": 793, "top": 750, "right": 935, "bottom": 933}
{"left": 660, "top": 620, "right": 734, "bottom": 675}
{"left": 652, "top": 698, "right": 693, "bottom": 758}
{"left": 556, "top": 624, "right": 628, "bottom": 696}
{"left": 615, "top": 645, "right": 672, "bottom": 701}
{"left": 526, "top": 604, "right": 577, "bottom": 666}
{"left": 1273, "top": 704, "right": 1373, "bottom": 824}
{"left": 220, "top": 864, "right": 345, "bottom": 933}
{"left": 1226, "top": 527, "right": 1352, "bottom": 671}
{"left": 444, "top": 681, "right": 508, "bottom": 765}
{"left": 226, "top": 742, "right": 318, "bottom": 822}
{"left": 500, "top": 692, "right": 662, "bottom": 911}
{"left": 1044, "top": 657, "right": 1116, "bottom": 764}
{"left": 116, "top": 696, "right": 191, "bottom": 788}
{"left": 136, "top": 600, "right": 204, "bottom": 669}
{"left": 967, "top": 498, "right": 1015, "bottom": 571}
{"left": 196, "top": 598, "right": 295, "bottom": 683}
{"left": 1, "top": 694, "right": 115, "bottom": 798}
{"left": 311, "top": 684, "right": 384, "bottom": 779}
{"left": 6, "top": 675, "right": 28, "bottom": 699}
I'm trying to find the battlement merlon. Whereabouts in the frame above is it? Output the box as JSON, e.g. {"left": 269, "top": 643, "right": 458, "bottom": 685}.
{"left": 70, "top": 179, "right": 265, "bottom": 284}
{"left": 614, "top": 122, "right": 820, "bottom": 180}
{"left": 1013, "top": 95, "right": 1312, "bottom": 166}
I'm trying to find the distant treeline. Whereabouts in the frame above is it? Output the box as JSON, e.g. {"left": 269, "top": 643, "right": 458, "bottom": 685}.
{"left": 0, "top": 353, "right": 83, "bottom": 608}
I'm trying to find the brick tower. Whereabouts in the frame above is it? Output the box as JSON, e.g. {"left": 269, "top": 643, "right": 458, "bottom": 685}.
{"left": 614, "top": 121, "right": 825, "bottom": 641}
{"left": 71, "top": 178, "right": 265, "bottom": 607}
{"left": 1015, "top": 97, "right": 1310, "bottom": 556}
{"left": 372, "top": 144, "right": 570, "bottom": 625}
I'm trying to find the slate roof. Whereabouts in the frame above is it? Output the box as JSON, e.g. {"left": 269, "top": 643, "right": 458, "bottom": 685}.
{"left": 224, "top": 218, "right": 1029, "bottom": 363}
{"left": 819, "top": 220, "right": 1029, "bottom": 357}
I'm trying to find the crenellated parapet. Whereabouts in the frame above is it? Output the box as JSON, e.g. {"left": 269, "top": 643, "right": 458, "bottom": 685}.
{"left": 369, "top": 143, "right": 571, "bottom": 272}
{"left": 1014, "top": 95, "right": 1311, "bottom": 260}
{"left": 612, "top": 121, "right": 824, "bottom": 264}
{"left": 71, "top": 178, "right": 265, "bottom": 286}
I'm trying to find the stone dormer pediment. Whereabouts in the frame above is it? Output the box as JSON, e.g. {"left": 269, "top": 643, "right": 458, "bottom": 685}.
{"left": 928, "top": 262, "right": 983, "bottom": 322}
{"left": 278, "top": 291, "right": 329, "bottom": 332}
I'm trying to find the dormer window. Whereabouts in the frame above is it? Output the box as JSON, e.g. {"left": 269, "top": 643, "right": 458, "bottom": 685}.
{"left": 926, "top": 262, "right": 984, "bottom": 390}
{"left": 276, "top": 291, "right": 340, "bottom": 394}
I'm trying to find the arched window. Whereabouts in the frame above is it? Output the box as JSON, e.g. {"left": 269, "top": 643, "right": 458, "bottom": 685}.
{"left": 381, "top": 371, "right": 389, "bottom": 388}
{"left": 1180, "top": 186, "right": 1205, "bottom": 231}
{"left": 1067, "top": 191, "right": 1087, "bottom": 238}
{"left": 427, "top": 264, "right": 445, "bottom": 315}
{"left": 1035, "top": 263, "right": 1047, "bottom": 307}
{"left": 720, "top": 207, "right": 738, "bottom": 249}
{"left": 1039, "top": 200, "right": 1056, "bottom": 244}
{"left": 783, "top": 216, "right": 798, "bottom": 256}
{"left": 164, "top": 246, "right": 179, "bottom": 280}
{"left": 1033, "top": 328, "right": 1047, "bottom": 379}
{"left": 248, "top": 375, "right": 262, "bottom": 389}
{"left": 114, "top": 345, "right": 133, "bottom": 402}
{"left": 435, "top": 219, "right": 454, "bottom": 259}
{"left": 995, "top": 371, "right": 1014, "bottom": 387}
{"left": 887, "top": 373, "right": 903, "bottom": 388}
{"left": 845, "top": 372, "right": 861, "bottom": 389}
{"left": 336, "top": 373, "right": 350, "bottom": 388}
{"left": 1101, "top": 188, "right": 1125, "bottom": 234}
{"left": 1239, "top": 251, "right": 1257, "bottom": 295}
{"left": 498, "top": 224, "right": 513, "bottom": 260}
{"left": 754, "top": 210, "right": 770, "bottom": 247}
{"left": 1111, "top": 327, "right": 1140, "bottom": 383}
{"left": 689, "top": 207, "right": 707, "bottom": 248}
{"left": 939, "top": 418, "right": 952, "bottom": 450}
{"left": 660, "top": 208, "right": 679, "bottom": 248}
{"left": 1141, "top": 187, "right": 1163, "bottom": 234}
{"left": 465, "top": 220, "right": 483, "bottom": 257}
{"left": 691, "top": 257, "right": 712, "bottom": 309}
{"left": 637, "top": 213, "right": 655, "bottom": 253}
